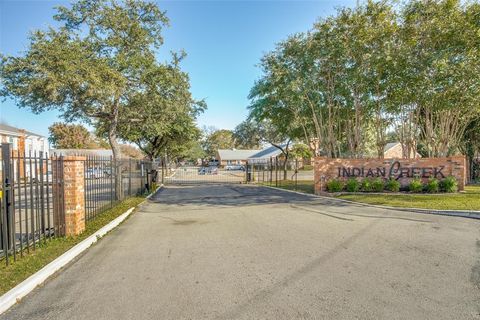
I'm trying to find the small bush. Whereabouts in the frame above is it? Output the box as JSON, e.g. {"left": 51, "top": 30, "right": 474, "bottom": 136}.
{"left": 326, "top": 179, "right": 344, "bottom": 192}
{"left": 371, "top": 178, "right": 385, "bottom": 192}
{"left": 361, "top": 178, "right": 374, "bottom": 192}
{"left": 425, "top": 178, "right": 439, "bottom": 193}
{"left": 345, "top": 178, "right": 360, "bottom": 192}
{"left": 385, "top": 178, "right": 400, "bottom": 192}
{"left": 409, "top": 178, "right": 423, "bottom": 193}
{"left": 440, "top": 176, "right": 458, "bottom": 193}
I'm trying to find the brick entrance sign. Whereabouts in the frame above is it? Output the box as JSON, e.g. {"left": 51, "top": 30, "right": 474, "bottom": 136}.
{"left": 314, "top": 156, "right": 466, "bottom": 194}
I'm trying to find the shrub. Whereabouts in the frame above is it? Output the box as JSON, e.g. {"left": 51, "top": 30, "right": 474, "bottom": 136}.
{"left": 440, "top": 176, "right": 458, "bottom": 193}
{"left": 361, "top": 178, "right": 374, "bottom": 192}
{"left": 409, "top": 178, "right": 423, "bottom": 193}
{"left": 345, "top": 178, "right": 360, "bottom": 192}
{"left": 326, "top": 179, "right": 343, "bottom": 192}
{"left": 425, "top": 178, "right": 439, "bottom": 193}
{"left": 385, "top": 178, "right": 400, "bottom": 192}
{"left": 371, "top": 178, "right": 385, "bottom": 192}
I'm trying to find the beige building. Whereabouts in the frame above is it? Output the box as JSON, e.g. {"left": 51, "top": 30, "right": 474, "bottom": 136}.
{"left": 216, "top": 149, "right": 260, "bottom": 166}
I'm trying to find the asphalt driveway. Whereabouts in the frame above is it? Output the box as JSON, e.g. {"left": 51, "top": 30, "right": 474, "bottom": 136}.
{"left": 2, "top": 184, "right": 480, "bottom": 319}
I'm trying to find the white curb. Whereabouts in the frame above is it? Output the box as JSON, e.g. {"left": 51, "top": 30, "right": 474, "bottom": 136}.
{"left": 146, "top": 184, "right": 163, "bottom": 199}
{"left": 258, "top": 184, "right": 480, "bottom": 220}
{"left": 0, "top": 206, "right": 136, "bottom": 315}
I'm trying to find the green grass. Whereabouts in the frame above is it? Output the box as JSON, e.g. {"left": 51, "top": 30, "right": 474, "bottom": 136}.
{"left": 0, "top": 196, "right": 146, "bottom": 295}
{"left": 336, "top": 185, "right": 480, "bottom": 211}
{"left": 264, "top": 180, "right": 480, "bottom": 211}
{"left": 261, "top": 180, "right": 315, "bottom": 194}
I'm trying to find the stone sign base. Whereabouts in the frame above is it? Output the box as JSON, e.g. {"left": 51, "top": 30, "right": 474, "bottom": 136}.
{"left": 314, "top": 156, "right": 466, "bottom": 194}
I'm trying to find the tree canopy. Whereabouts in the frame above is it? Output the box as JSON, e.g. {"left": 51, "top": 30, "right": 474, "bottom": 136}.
{"left": 48, "top": 122, "right": 98, "bottom": 149}
{"left": 248, "top": 0, "right": 480, "bottom": 159}
{"left": 202, "top": 129, "right": 236, "bottom": 157}
{"left": 1, "top": 0, "right": 204, "bottom": 197}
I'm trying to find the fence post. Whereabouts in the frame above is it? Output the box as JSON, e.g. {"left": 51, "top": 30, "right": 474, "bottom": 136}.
{"left": 110, "top": 156, "right": 114, "bottom": 207}
{"left": 161, "top": 157, "right": 165, "bottom": 185}
{"left": 295, "top": 158, "right": 298, "bottom": 191}
{"left": 52, "top": 156, "right": 86, "bottom": 236}
{"left": 128, "top": 158, "right": 132, "bottom": 196}
{"left": 270, "top": 157, "right": 273, "bottom": 186}
{"left": 1, "top": 143, "right": 13, "bottom": 263}
{"left": 275, "top": 157, "right": 278, "bottom": 187}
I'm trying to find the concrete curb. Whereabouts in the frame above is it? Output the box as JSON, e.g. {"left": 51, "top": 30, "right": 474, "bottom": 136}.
{"left": 259, "top": 185, "right": 480, "bottom": 220}
{"left": 146, "top": 184, "right": 164, "bottom": 199}
{"left": 0, "top": 194, "right": 152, "bottom": 315}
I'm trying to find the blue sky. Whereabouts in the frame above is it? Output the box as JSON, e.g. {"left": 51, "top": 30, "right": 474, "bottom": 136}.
{"left": 0, "top": 0, "right": 355, "bottom": 137}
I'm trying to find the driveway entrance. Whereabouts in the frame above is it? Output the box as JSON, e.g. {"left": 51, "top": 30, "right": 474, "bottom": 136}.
{"left": 2, "top": 184, "right": 480, "bottom": 320}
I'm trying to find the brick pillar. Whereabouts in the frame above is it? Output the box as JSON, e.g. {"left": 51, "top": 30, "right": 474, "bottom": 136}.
{"left": 53, "top": 156, "right": 86, "bottom": 236}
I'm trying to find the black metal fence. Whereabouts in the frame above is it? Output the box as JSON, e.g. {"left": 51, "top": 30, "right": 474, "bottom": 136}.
{"left": 0, "top": 143, "right": 156, "bottom": 265}
{"left": 84, "top": 156, "right": 154, "bottom": 221}
{"left": 0, "top": 144, "right": 65, "bottom": 265}
{"left": 246, "top": 157, "right": 314, "bottom": 192}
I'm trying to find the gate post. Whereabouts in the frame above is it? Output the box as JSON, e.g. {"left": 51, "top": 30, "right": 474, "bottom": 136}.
{"left": 1, "top": 143, "right": 13, "bottom": 257}
{"left": 52, "top": 156, "right": 86, "bottom": 236}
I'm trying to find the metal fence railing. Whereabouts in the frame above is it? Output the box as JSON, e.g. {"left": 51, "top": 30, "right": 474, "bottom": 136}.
{"left": 0, "top": 143, "right": 156, "bottom": 265}
{"left": 0, "top": 144, "right": 65, "bottom": 265}
{"left": 246, "top": 157, "right": 314, "bottom": 192}
{"left": 84, "top": 156, "right": 153, "bottom": 221}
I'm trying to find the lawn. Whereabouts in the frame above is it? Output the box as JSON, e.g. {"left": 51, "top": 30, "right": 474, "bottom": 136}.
{"left": 337, "top": 185, "right": 480, "bottom": 211}
{"left": 0, "top": 196, "right": 146, "bottom": 295}
{"left": 266, "top": 181, "right": 480, "bottom": 211}
{"left": 262, "top": 180, "right": 315, "bottom": 194}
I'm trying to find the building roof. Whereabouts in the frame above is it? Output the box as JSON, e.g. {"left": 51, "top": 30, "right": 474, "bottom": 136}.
{"left": 217, "top": 149, "right": 260, "bottom": 161}
{"left": 384, "top": 142, "right": 399, "bottom": 152}
{"left": 217, "top": 144, "right": 290, "bottom": 163}
{"left": 249, "top": 145, "right": 286, "bottom": 159}
{"left": 0, "top": 123, "right": 45, "bottom": 138}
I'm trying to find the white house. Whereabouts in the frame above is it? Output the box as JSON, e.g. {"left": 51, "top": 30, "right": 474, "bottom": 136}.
{"left": 0, "top": 123, "right": 49, "bottom": 179}
{"left": 0, "top": 123, "right": 49, "bottom": 155}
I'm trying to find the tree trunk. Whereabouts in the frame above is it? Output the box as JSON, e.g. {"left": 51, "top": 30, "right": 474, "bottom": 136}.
{"left": 108, "top": 105, "right": 123, "bottom": 200}
{"left": 283, "top": 152, "right": 288, "bottom": 181}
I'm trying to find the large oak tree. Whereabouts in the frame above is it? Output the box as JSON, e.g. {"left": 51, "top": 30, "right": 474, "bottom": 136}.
{"left": 1, "top": 0, "right": 169, "bottom": 199}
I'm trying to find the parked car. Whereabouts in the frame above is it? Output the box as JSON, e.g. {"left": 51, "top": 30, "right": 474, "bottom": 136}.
{"left": 86, "top": 168, "right": 103, "bottom": 179}
{"left": 208, "top": 160, "right": 220, "bottom": 167}
{"left": 225, "top": 164, "right": 245, "bottom": 171}
{"left": 198, "top": 167, "right": 218, "bottom": 175}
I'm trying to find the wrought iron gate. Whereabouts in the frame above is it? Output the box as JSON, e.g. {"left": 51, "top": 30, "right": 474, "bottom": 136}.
{"left": 162, "top": 164, "right": 246, "bottom": 184}
{"left": 0, "top": 143, "right": 65, "bottom": 264}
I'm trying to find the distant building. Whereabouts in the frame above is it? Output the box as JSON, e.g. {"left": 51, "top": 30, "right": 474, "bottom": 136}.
{"left": 0, "top": 124, "right": 49, "bottom": 179}
{"left": 51, "top": 149, "right": 113, "bottom": 158}
{"left": 216, "top": 149, "right": 260, "bottom": 166}
{"left": 0, "top": 123, "right": 48, "bottom": 155}
{"left": 248, "top": 145, "right": 288, "bottom": 164}
{"left": 384, "top": 142, "right": 421, "bottom": 159}
{"left": 216, "top": 145, "right": 289, "bottom": 166}
{"left": 51, "top": 147, "right": 144, "bottom": 160}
